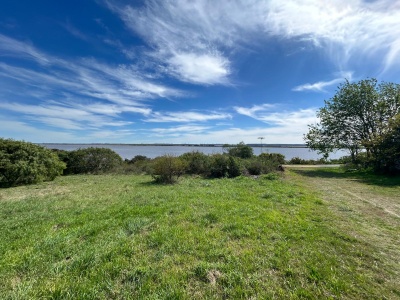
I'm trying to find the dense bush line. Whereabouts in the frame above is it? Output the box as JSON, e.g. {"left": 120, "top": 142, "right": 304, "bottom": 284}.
{"left": 2, "top": 140, "right": 288, "bottom": 187}
{"left": 55, "top": 147, "right": 123, "bottom": 175}
{"left": 0, "top": 138, "right": 65, "bottom": 187}
{"left": 53, "top": 144, "right": 286, "bottom": 183}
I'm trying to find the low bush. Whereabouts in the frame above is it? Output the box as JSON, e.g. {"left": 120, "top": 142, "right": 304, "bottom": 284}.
{"left": 150, "top": 155, "right": 187, "bottom": 184}
{"left": 0, "top": 138, "right": 65, "bottom": 187}
{"left": 259, "top": 153, "right": 285, "bottom": 165}
{"left": 244, "top": 153, "right": 285, "bottom": 175}
{"left": 180, "top": 151, "right": 210, "bottom": 175}
{"left": 208, "top": 154, "right": 242, "bottom": 178}
{"left": 121, "top": 159, "right": 152, "bottom": 175}
{"left": 287, "top": 156, "right": 328, "bottom": 165}
{"left": 125, "top": 155, "right": 149, "bottom": 164}
{"left": 63, "top": 147, "right": 123, "bottom": 175}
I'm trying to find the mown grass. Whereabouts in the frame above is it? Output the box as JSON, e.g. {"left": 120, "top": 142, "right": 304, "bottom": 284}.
{"left": 0, "top": 173, "right": 398, "bottom": 299}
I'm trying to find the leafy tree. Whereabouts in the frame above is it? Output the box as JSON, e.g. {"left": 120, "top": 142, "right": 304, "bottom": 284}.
{"left": 305, "top": 79, "right": 400, "bottom": 162}
{"left": 64, "top": 147, "right": 123, "bottom": 174}
{"left": 0, "top": 138, "right": 65, "bottom": 187}
{"left": 372, "top": 114, "right": 400, "bottom": 174}
{"left": 223, "top": 142, "right": 254, "bottom": 159}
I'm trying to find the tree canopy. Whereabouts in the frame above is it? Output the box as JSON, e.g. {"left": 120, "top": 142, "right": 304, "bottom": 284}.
{"left": 223, "top": 142, "right": 254, "bottom": 159}
{"left": 305, "top": 78, "right": 400, "bottom": 172}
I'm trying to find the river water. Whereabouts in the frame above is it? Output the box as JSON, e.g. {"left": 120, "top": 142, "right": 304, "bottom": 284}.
{"left": 41, "top": 144, "right": 347, "bottom": 160}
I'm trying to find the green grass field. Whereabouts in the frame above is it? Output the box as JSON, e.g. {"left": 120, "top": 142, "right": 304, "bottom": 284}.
{"left": 1, "top": 170, "right": 399, "bottom": 299}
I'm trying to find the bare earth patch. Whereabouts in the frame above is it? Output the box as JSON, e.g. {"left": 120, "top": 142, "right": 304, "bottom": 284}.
{"left": 0, "top": 182, "right": 70, "bottom": 202}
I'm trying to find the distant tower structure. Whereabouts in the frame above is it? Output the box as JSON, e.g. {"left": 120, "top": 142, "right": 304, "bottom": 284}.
{"left": 258, "top": 137, "right": 265, "bottom": 153}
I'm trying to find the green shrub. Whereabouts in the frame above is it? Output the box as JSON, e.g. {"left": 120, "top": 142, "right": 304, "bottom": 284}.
{"left": 227, "top": 156, "right": 242, "bottom": 177}
{"left": 208, "top": 154, "right": 242, "bottom": 178}
{"left": 287, "top": 156, "right": 306, "bottom": 164}
{"left": 179, "top": 151, "right": 210, "bottom": 175}
{"left": 259, "top": 153, "right": 285, "bottom": 165}
{"left": 121, "top": 158, "right": 152, "bottom": 175}
{"left": 125, "top": 155, "right": 149, "bottom": 164}
{"left": 244, "top": 153, "right": 285, "bottom": 175}
{"left": 64, "top": 147, "right": 123, "bottom": 175}
{"left": 223, "top": 142, "right": 254, "bottom": 159}
{"left": 150, "top": 155, "right": 187, "bottom": 184}
{"left": 287, "top": 156, "right": 327, "bottom": 165}
{"left": 245, "top": 158, "right": 263, "bottom": 175}
{"left": 0, "top": 138, "right": 65, "bottom": 187}
{"left": 262, "top": 172, "right": 281, "bottom": 180}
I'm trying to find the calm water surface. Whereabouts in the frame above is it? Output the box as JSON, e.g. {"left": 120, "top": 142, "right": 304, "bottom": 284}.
{"left": 42, "top": 144, "right": 347, "bottom": 160}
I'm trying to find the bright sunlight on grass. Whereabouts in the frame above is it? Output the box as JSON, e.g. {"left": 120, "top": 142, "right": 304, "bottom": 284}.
{"left": 1, "top": 171, "right": 399, "bottom": 299}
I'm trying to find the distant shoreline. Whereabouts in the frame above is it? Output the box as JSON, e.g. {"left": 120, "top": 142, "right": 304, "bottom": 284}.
{"left": 40, "top": 143, "right": 309, "bottom": 148}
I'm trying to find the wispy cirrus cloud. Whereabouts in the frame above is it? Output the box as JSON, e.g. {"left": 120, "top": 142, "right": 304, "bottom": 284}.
{"left": 0, "top": 116, "right": 80, "bottom": 142}
{"left": 107, "top": 0, "right": 400, "bottom": 84}
{"left": 293, "top": 79, "right": 342, "bottom": 92}
{"left": 140, "top": 105, "right": 319, "bottom": 144}
{"left": 293, "top": 71, "right": 353, "bottom": 92}
{"left": 0, "top": 34, "right": 50, "bottom": 64}
{"left": 235, "top": 103, "right": 318, "bottom": 133}
{"left": 0, "top": 35, "right": 187, "bottom": 132}
{"left": 106, "top": 0, "right": 239, "bottom": 85}
{"left": 0, "top": 102, "right": 133, "bottom": 130}
{"left": 150, "top": 125, "right": 211, "bottom": 137}
{"left": 234, "top": 104, "right": 276, "bottom": 118}
{"left": 61, "top": 20, "right": 90, "bottom": 41}
{"left": 145, "top": 111, "right": 232, "bottom": 123}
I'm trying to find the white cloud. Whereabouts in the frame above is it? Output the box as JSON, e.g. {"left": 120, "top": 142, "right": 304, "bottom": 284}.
{"left": 0, "top": 101, "right": 136, "bottom": 131}
{"left": 108, "top": 0, "right": 400, "bottom": 81}
{"left": 144, "top": 125, "right": 309, "bottom": 144}
{"left": 263, "top": 0, "right": 400, "bottom": 70}
{"left": 142, "top": 106, "right": 319, "bottom": 144}
{"left": 145, "top": 111, "right": 232, "bottom": 123}
{"left": 235, "top": 104, "right": 318, "bottom": 126}
{"left": 150, "top": 125, "right": 210, "bottom": 134}
{"left": 106, "top": 0, "right": 237, "bottom": 85}
{"left": 168, "top": 52, "right": 230, "bottom": 85}
{"left": 0, "top": 34, "right": 50, "bottom": 64}
{"left": 233, "top": 104, "right": 318, "bottom": 143}
{"left": 293, "top": 80, "right": 339, "bottom": 92}
{"left": 0, "top": 117, "right": 79, "bottom": 142}
{"left": 234, "top": 104, "right": 276, "bottom": 118}
{"left": 0, "top": 35, "right": 189, "bottom": 133}
{"left": 293, "top": 71, "right": 353, "bottom": 92}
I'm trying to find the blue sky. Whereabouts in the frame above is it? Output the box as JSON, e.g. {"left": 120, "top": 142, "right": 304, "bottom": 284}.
{"left": 1, "top": 0, "right": 399, "bottom": 144}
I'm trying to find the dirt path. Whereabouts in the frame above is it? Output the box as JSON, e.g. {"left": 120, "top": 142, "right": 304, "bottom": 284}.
{"left": 282, "top": 164, "right": 341, "bottom": 168}
{"left": 287, "top": 167, "right": 400, "bottom": 295}
{"left": 286, "top": 167, "right": 400, "bottom": 219}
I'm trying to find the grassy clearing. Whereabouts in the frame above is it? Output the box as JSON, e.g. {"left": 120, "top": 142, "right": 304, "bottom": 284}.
{"left": 288, "top": 167, "right": 400, "bottom": 298}
{"left": 0, "top": 172, "right": 399, "bottom": 299}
